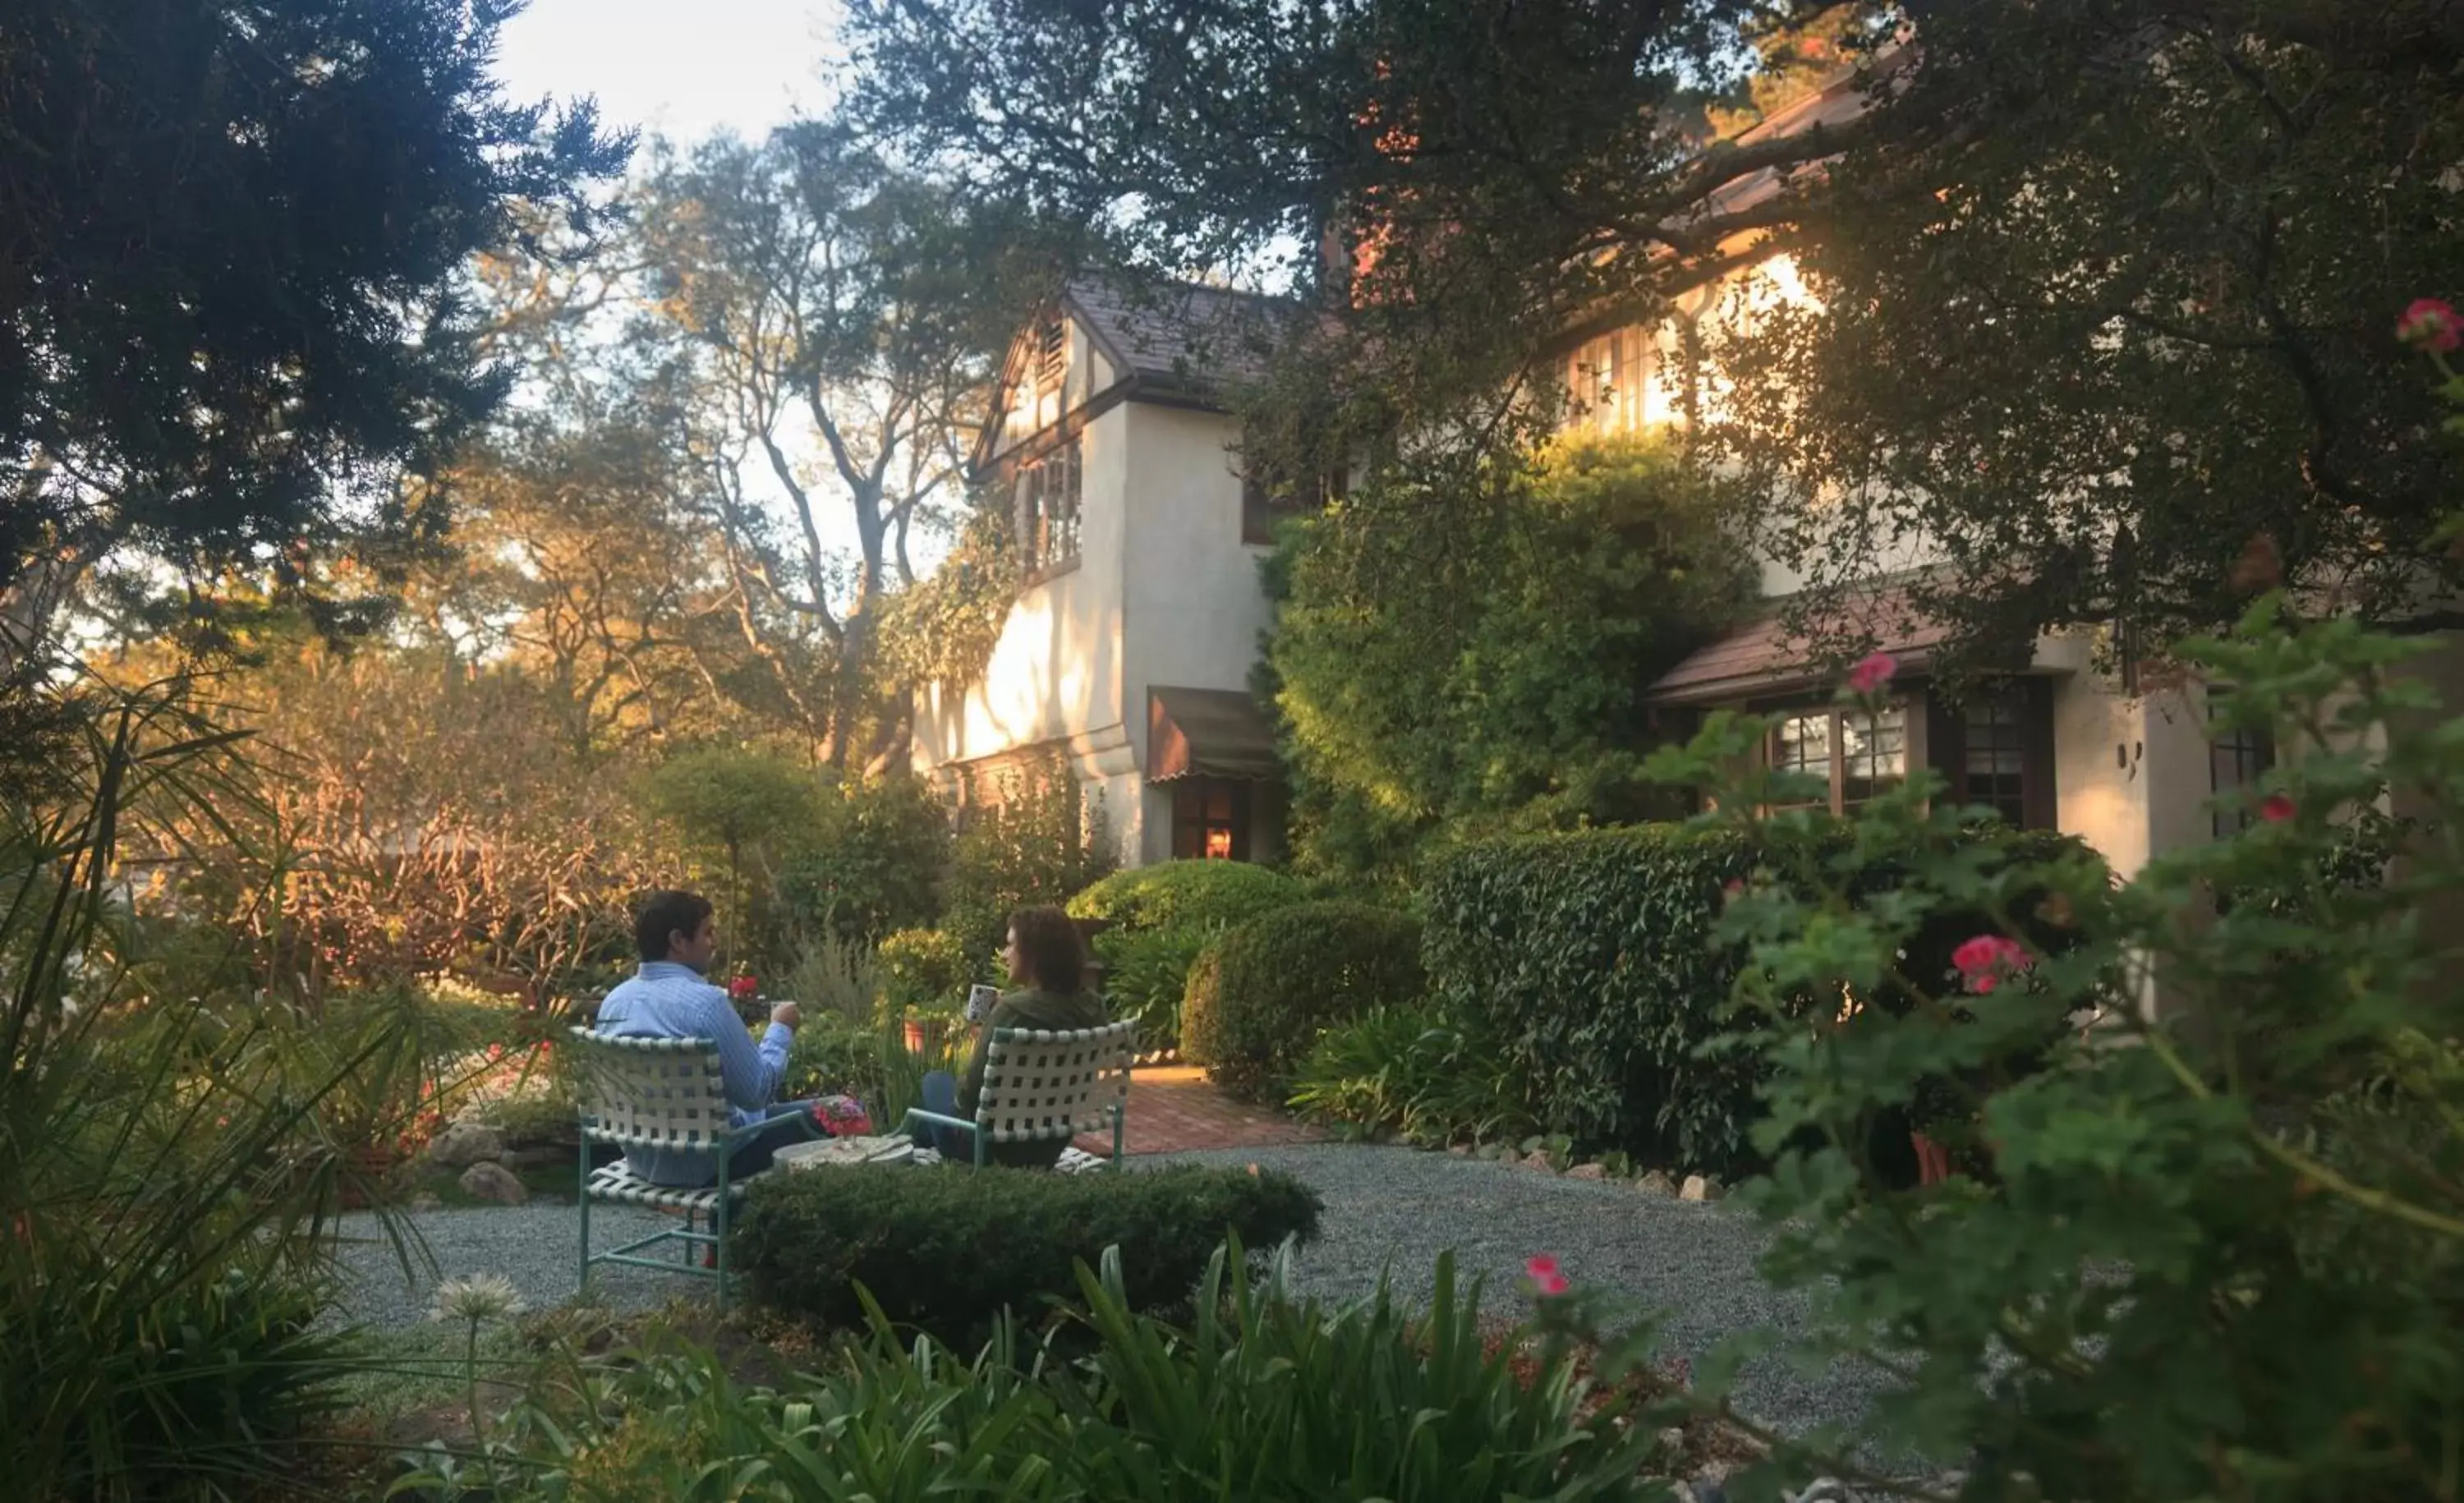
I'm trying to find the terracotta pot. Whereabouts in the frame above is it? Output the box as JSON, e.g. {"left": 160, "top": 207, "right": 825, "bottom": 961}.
{"left": 902, "top": 1018, "right": 949, "bottom": 1056}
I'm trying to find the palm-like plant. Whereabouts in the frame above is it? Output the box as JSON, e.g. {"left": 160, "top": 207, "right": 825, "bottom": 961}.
{"left": 2, "top": 675, "right": 426, "bottom": 1498}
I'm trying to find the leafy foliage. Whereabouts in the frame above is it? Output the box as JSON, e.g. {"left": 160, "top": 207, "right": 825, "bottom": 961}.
{"left": 775, "top": 773, "right": 953, "bottom": 944}
{"left": 430, "top": 1239, "right": 1676, "bottom": 1502}
{"left": 1181, "top": 901, "right": 1423, "bottom": 1102}
{"left": 1288, "top": 1002, "right": 1540, "bottom": 1148}
{"left": 1072, "top": 861, "right": 1306, "bottom": 1055}
{"left": 1703, "top": 2, "right": 2464, "bottom": 656}
{"left": 877, "top": 926, "right": 973, "bottom": 1016}
{"left": 941, "top": 767, "right": 1114, "bottom": 966}
{"left": 2, "top": 682, "right": 418, "bottom": 1498}
{"left": 0, "top": 0, "right": 628, "bottom": 666}
{"left": 1093, "top": 924, "right": 1221, "bottom": 1056}
{"left": 1264, "top": 434, "right": 1749, "bottom": 888}
{"left": 733, "top": 1165, "right": 1322, "bottom": 1347}
{"left": 1067, "top": 859, "right": 1305, "bottom": 932}
{"left": 1633, "top": 601, "right": 2464, "bottom": 1501}
{"left": 1420, "top": 820, "right": 2090, "bottom": 1173}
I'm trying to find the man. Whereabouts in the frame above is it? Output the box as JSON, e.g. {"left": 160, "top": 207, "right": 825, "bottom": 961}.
{"left": 591, "top": 889, "right": 816, "bottom": 1186}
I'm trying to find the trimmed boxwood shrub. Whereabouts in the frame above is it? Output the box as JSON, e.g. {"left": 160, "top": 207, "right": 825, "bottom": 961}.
{"left": 1181, "top": 900, "right": 1423, "bottom": 1102}
{"left": 733, "top": 1163, "right": 1322, "bottom": 1345}
{"left": 1419, "top": 821, "right": 2094, "bottom": 1174}
{"left": 1067, "top": 860, "right": 1304, "bottom": 933}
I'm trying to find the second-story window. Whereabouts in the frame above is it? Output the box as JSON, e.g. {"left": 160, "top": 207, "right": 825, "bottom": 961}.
{"left": 1019, "top": 439, "right": 1082, "bottom": 576}
{"left": 1031, "top": 314, "right": 1067, "bottom": 430}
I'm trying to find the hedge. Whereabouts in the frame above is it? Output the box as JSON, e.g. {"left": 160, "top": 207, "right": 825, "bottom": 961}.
{"left": 1419, "top": 821, "right": 2092, "bottom": 1174}
{"left": 1066, "top": 861, "right": 1304, "bottom": 933}
{"left": 1181, "top": 900, "right": 1423, "bottom": 1102}
{"left": 733, "top": 1163, "right": 1322, "bottom": 1346}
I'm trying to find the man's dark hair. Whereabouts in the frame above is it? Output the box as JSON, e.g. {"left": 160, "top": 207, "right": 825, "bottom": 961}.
{"left": 1008, "top": 905, "right": 1087, "bottom": 995}
{"left": 635, "top": 889, "right": 715, "bottom": 962}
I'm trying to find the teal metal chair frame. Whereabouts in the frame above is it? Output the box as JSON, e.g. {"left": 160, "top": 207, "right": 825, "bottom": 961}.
{"left": 900, "top": 1020, "right": 1135, "bottom": 1170}
{"left": 568, "top": 1028, "right": 777, "bottom": 1308}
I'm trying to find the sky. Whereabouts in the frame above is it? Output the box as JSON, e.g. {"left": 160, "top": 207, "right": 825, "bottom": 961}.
{"left": 494, "top": 0, "right": 844, "bottom": 148}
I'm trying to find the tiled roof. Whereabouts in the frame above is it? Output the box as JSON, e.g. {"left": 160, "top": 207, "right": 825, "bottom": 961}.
{"left": 1063, "top": 275, "right": 1305, "bottom": 394}
{"left": 1646, "top": 584, "right": 1951, "bottom": 706}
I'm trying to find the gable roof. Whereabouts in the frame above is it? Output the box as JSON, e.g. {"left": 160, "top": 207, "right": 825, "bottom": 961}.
{"left": 1061, "top": 273, "right": 1303, "bottom": 394}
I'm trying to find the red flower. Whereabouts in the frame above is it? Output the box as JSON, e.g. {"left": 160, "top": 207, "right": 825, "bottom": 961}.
{"left": 2259, "top": 793, "right": 2296, "bottom": 823}
{"left": 1846, "top": 651, "right": 1898, "bottom": 696}
{"left": 1524, "top": 1253, "right": 1570, "bottom": 1298}
{"left": 2397, "top": 297, "right": 2462, "bottom": 353}
{"left": 1951, "top": 935, "right": 2030, "bottom": 995}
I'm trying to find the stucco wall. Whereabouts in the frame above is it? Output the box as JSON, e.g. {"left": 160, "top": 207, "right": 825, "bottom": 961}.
{"left": 913, "top": 402, "right": 1131, "bottom": 770}
{"left": 1118, "top": 402, "right": 1276, "bottom": 773}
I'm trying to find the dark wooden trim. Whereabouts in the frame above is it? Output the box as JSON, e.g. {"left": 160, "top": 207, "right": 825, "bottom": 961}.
{"left": 2019, "top": 676, "right": 2059, "bottom": 831}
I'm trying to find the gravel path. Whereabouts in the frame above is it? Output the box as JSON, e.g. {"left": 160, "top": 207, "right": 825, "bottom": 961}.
{"left": 325, "top": 1201, "right": 713, "bottom": 1331}
{"left": 1148, "top": 1145, "right": 1898, "bottom": 1451}
{"left": 326, "top": 1142, "right": 1908, "bottom": 1455}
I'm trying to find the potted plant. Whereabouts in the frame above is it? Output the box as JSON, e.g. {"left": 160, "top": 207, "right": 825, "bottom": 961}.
{"left": 901, "top": 1008, "right": 958, "bottom": 1056}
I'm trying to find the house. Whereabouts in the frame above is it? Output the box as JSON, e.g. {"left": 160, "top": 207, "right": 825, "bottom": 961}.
{"left": 920, "top": 67, "right": 2464, "bottom": 889}
{"left": 909, "top": 277, "right": 1302, "bottom": 866}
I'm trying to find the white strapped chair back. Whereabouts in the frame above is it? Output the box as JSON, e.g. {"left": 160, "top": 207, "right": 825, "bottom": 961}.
{"left": 906, "top": 1020, "right": 1136, "bottom": 1170}
{"left": 568, "top": 1030, "right": 736, "bottom": 1160}
{"left": 567, "top": 1027, "right": 776, "bottom": 1307}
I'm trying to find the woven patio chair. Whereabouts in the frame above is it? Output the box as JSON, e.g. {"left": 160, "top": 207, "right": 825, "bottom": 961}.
{"left": 567, "top": 1028, "right": 781, "bottom": 1308}
{"left": 899, "top": 1020, "right": 1134, "bottom": 1172}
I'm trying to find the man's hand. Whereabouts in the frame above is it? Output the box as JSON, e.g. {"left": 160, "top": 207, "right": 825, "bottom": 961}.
{"left": 770, "top": 1001, "right": 802, "bottom": 1031}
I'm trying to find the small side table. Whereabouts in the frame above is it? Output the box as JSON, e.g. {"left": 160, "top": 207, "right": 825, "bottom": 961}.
{"left": 775, "top": 1136, "right": 934, "bottom": 1171}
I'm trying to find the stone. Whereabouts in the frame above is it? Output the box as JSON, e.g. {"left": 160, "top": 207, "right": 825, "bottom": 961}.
{"left": 1638, "top": 1170, "right": 1678, "bottom": 1196}
{"left": 410, "top": 1192, "right": 443, "bottom": 1211}
{"left": 1786, "top": 1481, "right": 1850, "bottom": 1503}
{"left": 1483, "top": 1142, "right": 1519, "bottom": 1162}
{"left": 501, "top": 1144, "right": 572, "bottom": 1170}
{"left": 427, "top": 1121, "right": 506, "bottom": 1170}
{"left": 458, "top": 1161, "right": 528, "bottom": 1206}
{"left": 1446, "top": 1143, "right": 1472, "bottom": 1156}
{"left": 1519, "top": 1150, "right": 1558, "bottom": 1173}
{"left": 1565, "top": 1161, "right": 1607, "bottom": 1180}
{"left": 1689, "top": 1478, "right": 1728, "bottom": 1503}
{"left": 1655, "top": 1426, "right": 1687, "bottom": 1455}
{"left": 1679, "top": 1173, "right": 1723, "bottom": 1202}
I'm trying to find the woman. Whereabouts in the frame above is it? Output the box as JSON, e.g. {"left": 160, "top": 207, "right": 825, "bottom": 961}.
{"left": 913, "top": 906, "right": 1110, "bottom": 1169}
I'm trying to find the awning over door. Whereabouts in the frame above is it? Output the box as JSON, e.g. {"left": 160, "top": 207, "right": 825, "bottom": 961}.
{"left": 1147, "top": 686, "right": 1279, "bottom": 782}
{"left": 1645, "top": 590, "right": 1953, "bottom": 706}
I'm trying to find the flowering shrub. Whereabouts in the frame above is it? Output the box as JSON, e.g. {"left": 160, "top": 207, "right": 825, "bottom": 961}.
{"left": 1635, "top": 595, "right": 2464, "bottom": 1500}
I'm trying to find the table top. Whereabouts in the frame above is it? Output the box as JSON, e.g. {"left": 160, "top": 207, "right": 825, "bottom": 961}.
{"left": 776, "top": 1135, "right": 917, "bottom": 1170}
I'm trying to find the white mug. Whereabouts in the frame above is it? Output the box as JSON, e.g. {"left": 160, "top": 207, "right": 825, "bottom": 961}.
{"left": 964, "top": 984, "right": 999, "bottom": 1024}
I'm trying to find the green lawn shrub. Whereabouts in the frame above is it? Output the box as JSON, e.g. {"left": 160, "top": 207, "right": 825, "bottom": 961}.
{"left": 447, "top": 1242, "right": 1669, "bottom": 1501}
{"left": 1288, "top": 1001, "right": 1538, "bottom": 1147}
{"left": 878, "top": 926, "right": 972, "bottom": 1015}
{"left": 1179, "top": 900, "right": 1424, "bottom": 1102}
{"left": 1066, "top": 859, "right": 1304, "bottom": 932}
{"left": 1419, "top": 821, "right": 2091, "bottom": 1174}
{"left": 1069, "top": 861, "right": 1306, "bottom": 1058}
{"left": 733, "top": 1164, "right": 1322, "bottom": 1346}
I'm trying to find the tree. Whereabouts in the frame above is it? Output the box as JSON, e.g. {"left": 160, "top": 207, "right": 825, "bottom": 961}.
{"left": 1262, "top": 434, "right": 1751, "bottom": 888}
{"left": 627, "top": 122, "right": 1064, "bottom": 770}
{"left": 0, "top": 0, "right": 630, "bottom": 673}
{"left": 1699, "top": 0, "right": 2464, "bottom": 657}
{"left": 844, "top": 0, "right": 2464, "bottom": 653}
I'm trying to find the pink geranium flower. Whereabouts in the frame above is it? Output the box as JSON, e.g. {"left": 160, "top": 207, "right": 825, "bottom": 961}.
{"left": 1951, "top": 935, "right": 2030, "bottom": 995}
{"left": 1847, "top": 651, "right": 1898, "bottom": 695}
{"left": 2259, "top": 793, "right": 2296, "bottom": 823}
{"left": 1525, "top": 1253, "right": 1570, "bottom": 1298}
{"left": 2397, "top": 297, "right": 2462, "bottom": 353}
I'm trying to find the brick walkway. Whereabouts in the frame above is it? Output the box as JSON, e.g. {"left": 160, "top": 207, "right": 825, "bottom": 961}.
{"left": 1077, "top": 1065, "right": 1323, "bottom": 1156}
